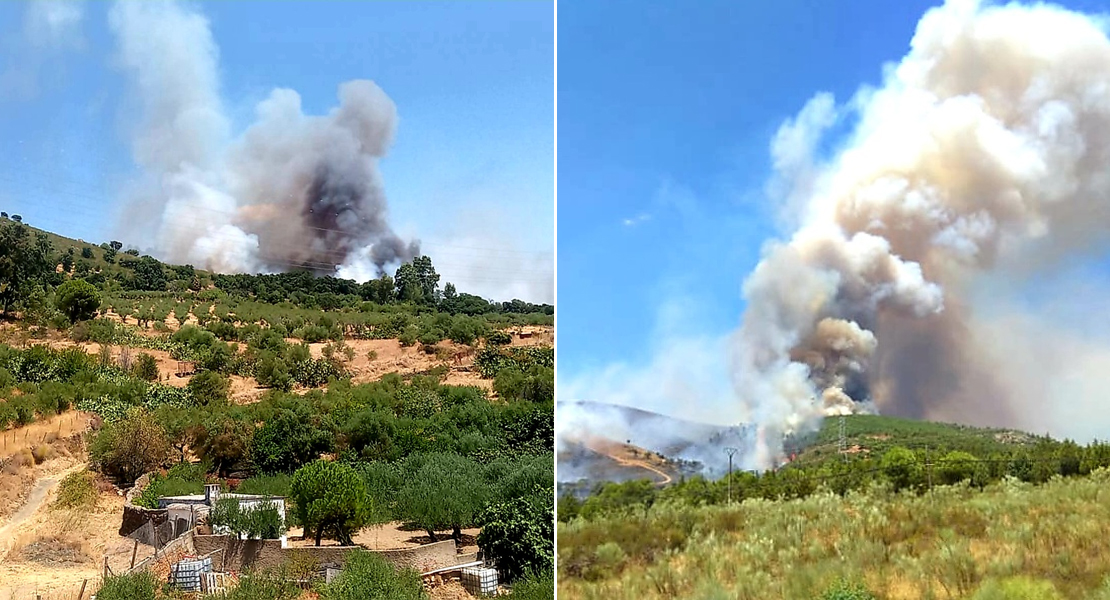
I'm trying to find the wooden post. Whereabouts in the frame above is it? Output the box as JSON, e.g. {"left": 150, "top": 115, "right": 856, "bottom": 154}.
{"left": 77, "top": 579, "right": 88, "bottom": 600}
{"left": 130, "top": 538, "right": 139, "bottom": 569}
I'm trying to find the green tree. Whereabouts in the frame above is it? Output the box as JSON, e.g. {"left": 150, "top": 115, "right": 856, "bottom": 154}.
{"left": 54, "top": 279, "right": 101, "bottom": 323}
{"left": 413, "top": 255, "right": 440, "bottom": 303}
{"left": 131, "top": 256, "right": 167, "bottom": 291}
{"left": 251, "top": 410, "right": 333, "bottom": 474}
{"left": 0, "top": 220, "right": 53, "bottom": 316}
{"left": 100, "top": 243, "right": 117, "bottom": 264}
{"left": 291, "top": 460, "right": 374, "bottom": 546}
{"left": 394, "top": 262, "right": 422, "bottom": 303}
{"left": 153, "top": 405, "right": 201, "bottom": 463}
{"left": 81, "top": 246, "right": 94, "bottom": 259}
{"left": 322, "top": 549, "right": 426, "bottom": 600}
{"left": 938, "top": 450, "right": 979, "bottom": 485}
{"left": 397, "top": 453, "right": 488, "bottom": 542}
{"left": 881, "top": 446, "right": 922, "bottom": 492}
{"left": 187, "top": 370, "right": 230, "bottom": 405}
{"left": 193, "top": 412, "right": 254, "bottom": 477}
{"left": 89, "top": 409, "right": 171, "bottom": 485}
{"left": 477, "top": 486, "right": 553, "bottom": 581}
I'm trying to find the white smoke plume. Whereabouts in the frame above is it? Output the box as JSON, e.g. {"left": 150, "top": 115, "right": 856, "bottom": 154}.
{"left": 110, "top": 0, "right": 417, "bottom": 276}
{"left": 735, "top": 0, "right": 1110, "bottom": 467}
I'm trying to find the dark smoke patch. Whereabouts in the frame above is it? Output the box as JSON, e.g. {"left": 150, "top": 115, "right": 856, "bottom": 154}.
{"left": 297, "top": 162, "right": 415, "bottom": 274}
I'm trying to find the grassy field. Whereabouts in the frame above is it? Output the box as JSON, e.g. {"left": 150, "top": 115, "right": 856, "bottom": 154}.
{"left": 558, "top": 468, "right": 1110, "bottom": 600}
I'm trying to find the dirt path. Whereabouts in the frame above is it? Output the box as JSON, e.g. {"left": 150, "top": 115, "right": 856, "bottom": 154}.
{"left": 0, "top": 464, "right": 85, "bottom": 562}
{"left": 583, "top": 438, "right": 673, "bottom": 486}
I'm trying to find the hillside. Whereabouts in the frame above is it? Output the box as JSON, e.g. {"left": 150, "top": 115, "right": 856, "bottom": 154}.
{"left": 558, "top": 401, "right": 1049, "bottom": 488}
{"left": 0, "top": 216, "right": 555, "bottom": 599}
{"left": 787, "top": 413, "right": 1045, "bottom": 468}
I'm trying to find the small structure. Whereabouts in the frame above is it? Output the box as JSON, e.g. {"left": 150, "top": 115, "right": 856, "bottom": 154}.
{"left": 176, "top": 360, "right": 196, "bottom": 376}
{"left": 169, "top": 556, "right": 213, "bottom": 592}
{"left": 158, "top": 484, "right": 289, "bottom": 547}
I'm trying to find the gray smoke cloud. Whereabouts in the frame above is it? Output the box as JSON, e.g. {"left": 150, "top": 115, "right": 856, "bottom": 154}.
{"left": 733, "top": 0, "right": 1110, "bottom": 467}
{"left": 109, "top": 0, "right": 417, "bottom": 276}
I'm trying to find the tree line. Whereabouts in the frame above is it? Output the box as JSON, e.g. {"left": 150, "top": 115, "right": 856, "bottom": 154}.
{"left": 558, "top": 437, "right": 1110, "bottom": 522}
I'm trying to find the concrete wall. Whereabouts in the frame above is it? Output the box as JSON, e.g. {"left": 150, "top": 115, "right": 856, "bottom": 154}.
{"left": 192, "top": 534, "right": 462, "bottom": 574}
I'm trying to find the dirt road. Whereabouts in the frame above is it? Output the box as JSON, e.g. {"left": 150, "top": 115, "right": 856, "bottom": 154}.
{"left": 583, "top": 438, "right": 674, "bottom": 486}
{"left": 0, "top": 464, "right": 85, "bottom": 562}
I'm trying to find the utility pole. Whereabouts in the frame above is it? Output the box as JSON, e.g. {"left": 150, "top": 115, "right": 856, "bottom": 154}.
{"left": 724, "top": 447, "right": 738, "bottom": 505}
{"left": 838, "top": 414, "right": 847, "bottom": 462}
{"left": 926, "top": 445, "right": 932, "bottom": 492}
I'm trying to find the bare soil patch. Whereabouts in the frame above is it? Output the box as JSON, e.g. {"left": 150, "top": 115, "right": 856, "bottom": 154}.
{"left": 286, "top": 521, "right": 481, "bottom": 555}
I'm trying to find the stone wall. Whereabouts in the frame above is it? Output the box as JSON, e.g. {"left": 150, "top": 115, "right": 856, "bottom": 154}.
{"left": 120, "top": 504, "right": 168, "bottom": 539}
{"left": 192, "top": 535, "right": 463, "bottom": 574}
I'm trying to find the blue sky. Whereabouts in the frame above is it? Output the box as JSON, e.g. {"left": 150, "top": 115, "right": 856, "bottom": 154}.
{"left": 557, "top": 0, "right": 1110, "bottom": 390}
{"left": 0, "top": 1, "right": 553, "bottom": 302}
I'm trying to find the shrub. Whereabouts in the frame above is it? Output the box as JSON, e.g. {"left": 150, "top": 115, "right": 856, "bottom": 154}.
{"left": 132, "top": 353, "right": 159, "bottom": 382}
{"left": 494, "top": 365, "right": 554, "bottom": 403}
{"left": 322, "top": 549, "right": 426, "bottom": 600}
{"left": 256, "top": 353, "right": 293, "bottom": 391}
{"left": 31, "top": 444, "right": 53, "bottom": 464}
{"left": 486, "top": 330, "right": 512, "bottom": 346}
{"left": 95, "top": 571, "right": 159, "bottom": 600}
{"left": 209, "top": 497, "right": 287, "bottom": 540}
{"left": 208, "top": 572, "right": 301, "bottom": 600}
{"left": 53, "top": 471, "right": 98, "bottom": 509}
{"left": 819, "top": 579, "right": 878, "bottom": 600}
{"left": 89, "top": 409, "right": 171, "bottom": 485}
{"left": 236, "top": 474, "right": 293, "bottom": 498}
{"left": 510, "top": 571, "right": 555, "bottom": 600}
{"left": 187, "top": 370, "right": 229, "bottom": 405}
{"left": 969, "top": 576, "right": 1064, "bottom": 600}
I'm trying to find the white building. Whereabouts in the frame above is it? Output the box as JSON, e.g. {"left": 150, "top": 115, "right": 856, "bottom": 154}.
{"left": 159, "top": 484, "right": 288, "bottom": 547}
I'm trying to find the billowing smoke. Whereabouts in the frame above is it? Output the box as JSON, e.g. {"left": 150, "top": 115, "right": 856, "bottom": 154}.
{"left": 110, "top": 1, "right": 417, "bottom": 275}
{"left": 735, "top": 0, "right": 1110, "bottom": 467}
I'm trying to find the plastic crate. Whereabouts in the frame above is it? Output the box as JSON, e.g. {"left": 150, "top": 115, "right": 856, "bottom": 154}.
{"left": 169, "top": 557, "right": 212, "bottom": 592}
{"left": 461, "top": 566, "right": 498, "bottom": 595}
